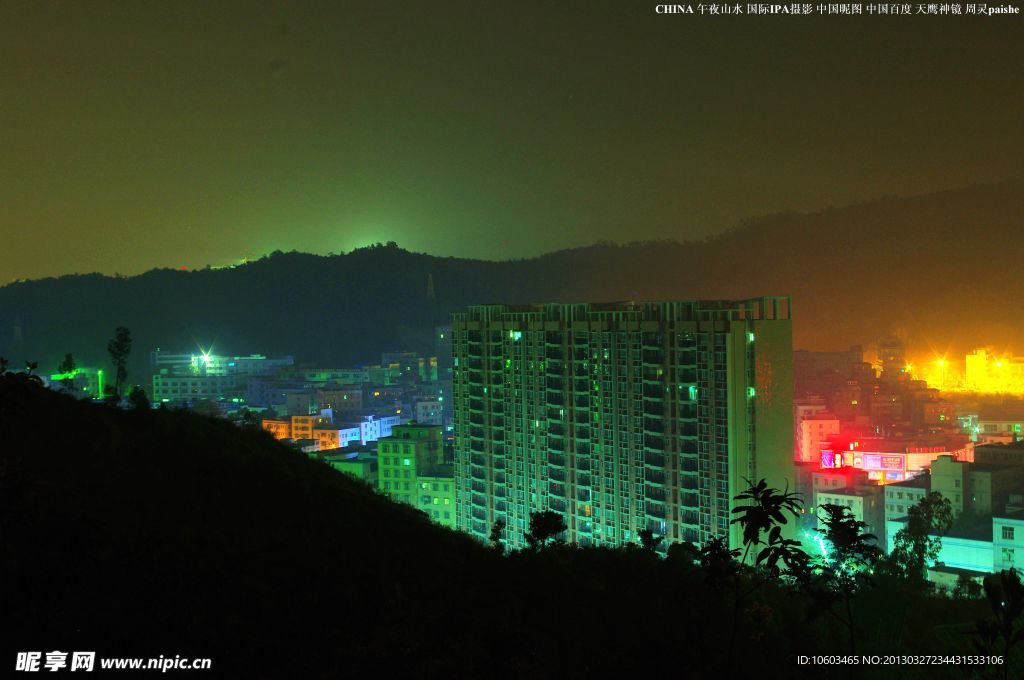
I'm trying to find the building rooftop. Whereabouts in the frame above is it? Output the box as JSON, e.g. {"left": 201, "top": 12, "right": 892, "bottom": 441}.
{"left": 977, "top": 440, "right": 1024, "bottom": 451}
{"left": 455, "top": 298, "right": 792, "bottom": 322}
{"left": 994, "top": 509, "right": 1024, "bottom": 522}
{"left": 322, "top": 451, "right": 377, "bottom": 464}
{"left": 968, "top": 462, "right": 1019, "bottom": 474}
{"left": 945, "top": 521, "right": 993, "bottom": 542}
{"left": 885, "top": 475, "right": 931, "bottom": 490}
{"left": 818, "top": 485, "right": 880, "bottom": 498}
{"left": 928, "top": 564, "right": 989, "bottom": 579}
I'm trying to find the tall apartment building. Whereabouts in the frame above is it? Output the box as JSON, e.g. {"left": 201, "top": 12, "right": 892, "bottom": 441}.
{"left": 452, "top": 298, "right": 794, "bottom": 551}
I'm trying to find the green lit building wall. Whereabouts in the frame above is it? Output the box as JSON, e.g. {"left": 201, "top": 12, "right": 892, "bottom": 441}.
{"left": 378, "top": 424, "right": 456, "bottom": 529}
{"left": 452, "top": 299, "right": 795, "bottom": 552}
{"left": 416, "top": 471, "right": 456, "bottom": 528}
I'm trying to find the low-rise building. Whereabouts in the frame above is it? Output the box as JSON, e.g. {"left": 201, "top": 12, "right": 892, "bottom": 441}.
{"left": 817, "top": 484, "right": 885, "bottom": 538}
{"left": 322, "top": 450, "right": 379, "bottom": 485}
{"left": 993, "top": 510, "right": 1024, "bottom": 571}
{"left": 376, "top": 423, "right": 454, "bottom": 527}
{"left": 931, "top": 455, "right": 1024, "bottom": 518}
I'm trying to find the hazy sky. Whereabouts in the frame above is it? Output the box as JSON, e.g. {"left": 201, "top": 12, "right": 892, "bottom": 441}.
{"left": 1, "top": 1, "right": 1020, "bottom": 281}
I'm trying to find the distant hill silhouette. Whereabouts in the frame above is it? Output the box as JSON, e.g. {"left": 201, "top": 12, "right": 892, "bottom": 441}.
{"left": 1, "top": 377, "right": 996, "bottom": 677}
{"left": 1, "top": 179, "right": 1020, "bottom": 380}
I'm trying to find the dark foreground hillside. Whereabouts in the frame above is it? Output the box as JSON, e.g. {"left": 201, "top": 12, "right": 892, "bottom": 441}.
{"left": 0, "top": 378, "right": 1002, "bottom": 678}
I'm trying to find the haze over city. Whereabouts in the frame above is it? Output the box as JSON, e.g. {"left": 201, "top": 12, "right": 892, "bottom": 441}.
{"left": 2, "top": 1, "right": 1021, "bottom": 280}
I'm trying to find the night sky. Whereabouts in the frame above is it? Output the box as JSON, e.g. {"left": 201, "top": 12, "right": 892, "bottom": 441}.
{"left": 2, "top": 2, "right": 1020, "bottom": 281}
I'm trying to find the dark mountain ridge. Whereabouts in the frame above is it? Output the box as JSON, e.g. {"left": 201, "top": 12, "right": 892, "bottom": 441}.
{"left": 1, "top": 179, "right": 1020, "bottom": 381}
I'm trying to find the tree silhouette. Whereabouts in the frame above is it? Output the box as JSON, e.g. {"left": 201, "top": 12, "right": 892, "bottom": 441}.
{"left": 128, "top": 385, "right": 151, "bottom": 411}
{"left": 953, "top": 573, "right": 983, "bottom": 600}
{"left": 730, "top": 478, "right": 805, "bottom": 573}
{"left": 887, "top": 491, "right": 953, "bottom": 585}
{"left": 57, "top": 352, "right": 77, "bottom": 391}
{"left": 973, "top": 569, "right": 1024, "bottom": 679}
{"left": 638, "top": 528, "right": 664, "bottom": 552}
{"left": 489, "top": 519, "right": 506, "bottom": 554}
{"left": 813, "top": 503, "right": 882, "bottom": 655}
{"left": 524, "top": 511, "right": 566, "bottom": 550}
{"left": 699, "top": 536, "right": 741, "bottom": 590}
{"left": 107, "top": 326, "right": 132, "bottom": 398}
{"left": 728, "top": 478, "right": 808, "bottom": 654}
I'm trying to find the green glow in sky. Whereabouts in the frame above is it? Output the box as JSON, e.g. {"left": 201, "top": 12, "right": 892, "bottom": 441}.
{"left": 1, "top": 3, "right": 1020, "bottom": 281}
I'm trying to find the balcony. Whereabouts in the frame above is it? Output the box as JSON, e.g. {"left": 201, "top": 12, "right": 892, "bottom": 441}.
{"left": 642, "top": 403, "right": 665, "bottom": 417}
{"left": 645, "top": 486, "right": 666, "bottom": 502}
{"left": 644, "top": 435, "right": 665, "bottom": 450}
{"left": 642, "top": 350, "right": 663, "bottom": 364}
{"left": 644, "top": 452, "right": 666, "bottom": 468}
{"left": 645, "top": 503, "right": 667, "bottom": 519}
{"left": 642, "top": 385, "right": 665, "bottom": 399}
{"left": 645, "top": 469, "right": 666, "bottom": 486}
